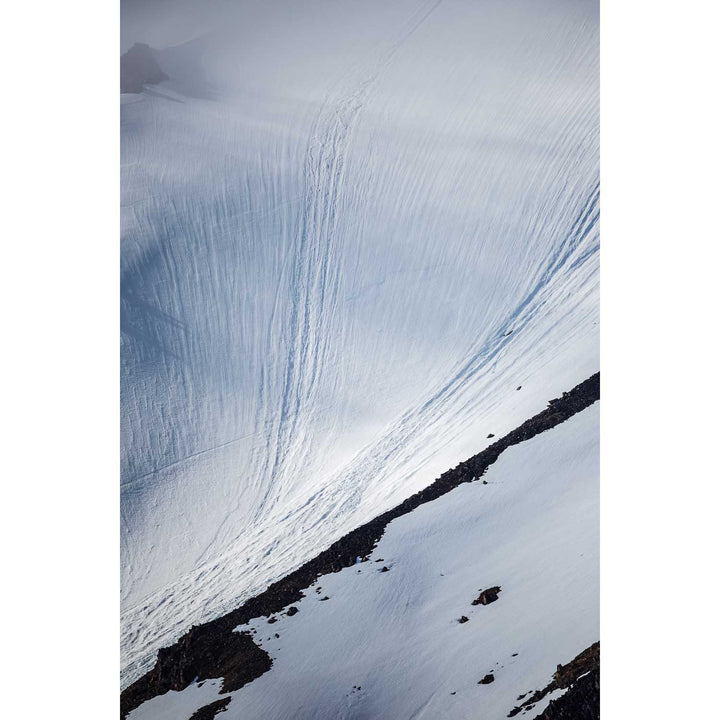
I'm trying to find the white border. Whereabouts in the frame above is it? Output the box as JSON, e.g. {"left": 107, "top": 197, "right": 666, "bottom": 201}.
{"left": 2, "top": 1, "right": 119, "bottom": 716}
{"left": 602, "top": 0, "right": 720, "bottom": 716}
{"left": 2, "top": 1, "right": 719, "bottom": 717}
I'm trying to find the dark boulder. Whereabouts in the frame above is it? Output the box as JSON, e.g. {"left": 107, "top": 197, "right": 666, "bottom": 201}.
{"left": 472, "top": 586, "right": 501, "bottom": 606}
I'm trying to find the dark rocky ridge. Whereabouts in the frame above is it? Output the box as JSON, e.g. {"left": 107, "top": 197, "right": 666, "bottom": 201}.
{"left": 188, "top": 696, "right": 231, "bottom": 720}
{"left": 536, "top": 666, "right": 599, "bottom": 720}
{"left": 507, "top": 642, "right": 599, "bottom": 718}
{"left": 121, "top": 372, "right": 599, "bottom": 718}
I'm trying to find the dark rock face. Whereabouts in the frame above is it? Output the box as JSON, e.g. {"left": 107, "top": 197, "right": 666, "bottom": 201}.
{"left": 478, "top": 673, "right": 495, "bottom": 684}
{"left": 120, "top": 630, "right": 270, "bottom": 718}
{"left": 121, "top": 43, "right": 168, "bottom": 93}
{"left": 188, "top": 696, "right": 232, "bottom": 720}
{"left": 458, "top": 616, "right": 470, "bottom": 624}
{"left": 472, "top": 586, "right": 501, "bottom": 606}
{"left": 550, "top": 643, "right": 598, "bottom": 690}
{"left": 507, "top": 642, "right": 599, "bottom": 719}
{"left": 121, "top": 373, "right": 599, "bottom": 719}
{"left": 537, "top": 667, "right": 599, "bottom": 720}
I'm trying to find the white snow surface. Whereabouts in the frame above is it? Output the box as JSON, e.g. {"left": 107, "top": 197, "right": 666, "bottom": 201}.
{"left": 128, "top": 401, "right": 599, "bottom": 720}
{"left": 121, "top": 0, "right": 599, "bottom": 686}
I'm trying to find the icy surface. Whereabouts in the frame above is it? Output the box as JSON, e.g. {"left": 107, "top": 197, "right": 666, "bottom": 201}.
{"left": 129, "top": 402, "right": 599, "bottom": 720}
{"left": 121, "top": 0, "right": 598, "bottom": 685}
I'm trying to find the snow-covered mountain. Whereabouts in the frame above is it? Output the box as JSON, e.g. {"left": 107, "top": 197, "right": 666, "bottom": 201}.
{"left": 122, "top": 376, "right": 599, "bottom": 720}
{"left": 121, "top": 0, "right": 599, "bottom": 693}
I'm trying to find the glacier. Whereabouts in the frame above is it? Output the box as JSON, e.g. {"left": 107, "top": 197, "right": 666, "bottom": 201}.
{"left": 121, "top": 0, "right": 599, "bottom": 688}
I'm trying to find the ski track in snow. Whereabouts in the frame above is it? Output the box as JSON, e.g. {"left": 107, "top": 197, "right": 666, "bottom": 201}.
{"left": 254, "top": 0, "right": 446, "bottom": 525}
{"left": 121, "top": 0, "right": 599, "bottom": 687}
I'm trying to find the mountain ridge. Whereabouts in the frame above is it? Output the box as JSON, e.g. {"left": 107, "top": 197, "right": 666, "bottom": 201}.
{"left": 122, "top": 371, "right": 599, "bottom": 719}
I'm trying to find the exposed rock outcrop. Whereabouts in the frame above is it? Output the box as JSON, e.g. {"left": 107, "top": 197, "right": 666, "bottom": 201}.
{"left": 507, "top": 642, "right": 599, "bottom": 718}
{"left": 472, "top": 586, "right": 501, "bottom": 606}
{"left": 121, "top": 43, "right": 168, "bottom": 94}
{"left": 537, "top": 666, "right": 599, "bottom": 720}
{"left": 120, "top": 630, "right": 270, "bottom": 718}
{"left": 188, "top": 696, "right": 232, "bottom": 720}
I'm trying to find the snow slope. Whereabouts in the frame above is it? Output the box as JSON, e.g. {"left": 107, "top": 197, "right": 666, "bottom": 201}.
{"left": 121, "top": 0, "right": 599, "bottom": 686}
{"left": 128, "top": 400, "right": 599, "bottom": 720}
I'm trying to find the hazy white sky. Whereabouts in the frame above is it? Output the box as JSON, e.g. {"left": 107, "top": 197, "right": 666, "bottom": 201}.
{"left": 122, "top": 0, "right": 235, "bottom": 51}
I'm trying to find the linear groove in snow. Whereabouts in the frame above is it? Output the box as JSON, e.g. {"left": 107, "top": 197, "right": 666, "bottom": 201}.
{"left": 121, "top": 0, "right": 598, "bottom": 687}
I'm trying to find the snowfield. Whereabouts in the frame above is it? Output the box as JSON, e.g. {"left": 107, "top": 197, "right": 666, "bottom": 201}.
{"left": 121, "top": 0, "right": 599, "bottom": 687}
{"left": 128, "top": 401, "right": 599, "bottom": 720}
